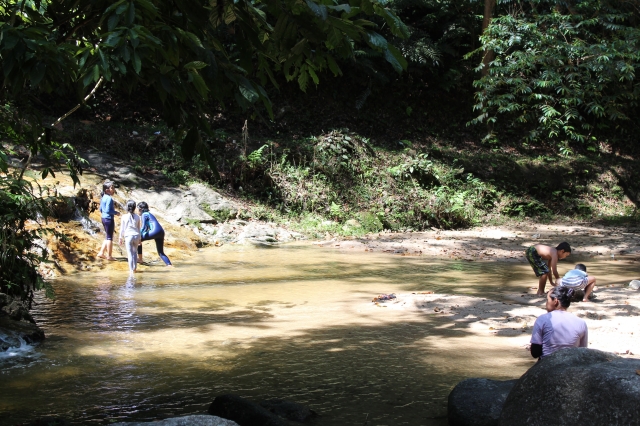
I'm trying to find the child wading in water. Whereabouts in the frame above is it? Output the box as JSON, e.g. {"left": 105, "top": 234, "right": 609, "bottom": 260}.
{"left": 137, "top": 202, "right": 172, "bottom": 267}
{"left": 525, "top": 242, "right": 571, "bottom": 295}
{"left": 97, "top": 180, "right": 120, "bottom": 260}
{"left": 119, "top": 200, "right": 141, "bottom": 274}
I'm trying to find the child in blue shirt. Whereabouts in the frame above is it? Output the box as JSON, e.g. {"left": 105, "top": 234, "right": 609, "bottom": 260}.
{"left": 136, "top": 201, "right": 172, "bottom": 267}
{"left": 557, "top": 263, "right": 596, "bottom": 302}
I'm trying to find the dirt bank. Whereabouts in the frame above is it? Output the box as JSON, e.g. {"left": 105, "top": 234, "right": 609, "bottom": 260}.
{"left": 316, "top": 222, "right": 640, "bottom": 262}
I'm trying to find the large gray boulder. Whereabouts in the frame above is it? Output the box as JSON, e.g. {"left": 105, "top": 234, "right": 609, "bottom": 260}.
{"left": 448, "top": 378, "right": 518, "bottom": 426}
{"left": 500, "top": 348, "right": 640, "bottom": 426}
{"left": 111, "top": 414, "right": 238, "bottom": 425}
{"left": 130, "top": 183, "right": 237, "bottom": 224}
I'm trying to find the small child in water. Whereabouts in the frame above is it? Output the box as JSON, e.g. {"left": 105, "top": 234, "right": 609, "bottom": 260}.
{"left": 119, "top": 200, "right": 141, "bottom": 274}
{"left": 525, "top": 242, "right": 571, "bottom": 295}
{"left": 557, "top": 263, "right": 596, "bottom": 302}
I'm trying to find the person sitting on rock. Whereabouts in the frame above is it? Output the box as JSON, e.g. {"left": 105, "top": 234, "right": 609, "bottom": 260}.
{"left": 530, "top": 286, "right": 588, "bottom": 359}
{"left": 557, "top": 263, "right": 596, "bottom": 303}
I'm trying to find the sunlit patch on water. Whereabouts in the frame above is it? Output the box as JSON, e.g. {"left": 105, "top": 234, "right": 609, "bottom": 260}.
{"left": 1, "top": 243, "right": 637, "bottom": 425}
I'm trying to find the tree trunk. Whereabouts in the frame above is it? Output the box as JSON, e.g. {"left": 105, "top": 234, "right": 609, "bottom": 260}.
{"left": 481, "top": 0, "right": 496, "bottom": 77}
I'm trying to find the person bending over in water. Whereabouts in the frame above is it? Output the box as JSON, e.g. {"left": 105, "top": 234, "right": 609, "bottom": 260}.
{"left": 119, "top": 200, "right": 141, "bottom": 274}
{"left": 97, "top": 180, "right": 120, "bottom": 260}
{"left": 525, "top": 242, "right": 571, "bottom": 295}
{"left": 137, "top": 201, "right": 172, "bottom": 267}
{"left": 558, "top": 263, "right": 597, "bottom": 303}
{"left": 530, "top": 286, "right": 588, "bottom": 359}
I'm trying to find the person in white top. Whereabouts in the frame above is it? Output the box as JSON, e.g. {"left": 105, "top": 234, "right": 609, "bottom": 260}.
{"left": 530, "top": 286, "right": 588, "bottom": 359}
{"left": 118, "top": 200, "right": 141, "bottom": 274}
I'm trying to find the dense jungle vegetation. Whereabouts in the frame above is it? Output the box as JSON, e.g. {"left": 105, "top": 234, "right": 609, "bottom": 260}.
{"left": 1, "top": 0, "right": 640, "bottom": 302}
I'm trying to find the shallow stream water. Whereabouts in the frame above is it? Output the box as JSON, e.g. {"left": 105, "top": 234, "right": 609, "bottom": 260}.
{"left": 0, "top": 244, "right": 634, "bottom": 425}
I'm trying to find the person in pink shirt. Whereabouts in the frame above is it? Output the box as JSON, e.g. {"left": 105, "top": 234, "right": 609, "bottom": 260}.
{"left": 530, "top": 286, "right": 588, "bottom": 359}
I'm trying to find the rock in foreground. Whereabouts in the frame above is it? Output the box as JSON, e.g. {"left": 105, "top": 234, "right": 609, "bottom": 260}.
{"left": 500, "top": 348, "right": 640, "bottom": 426}
{"left": 111, "top": 414, "right": 238, "bottom": 425}
{"left": 447, "top": 378, "right": 517, "bottom": 426}
{"left": 208, "top": 394, "right": 287, "bottom": 426}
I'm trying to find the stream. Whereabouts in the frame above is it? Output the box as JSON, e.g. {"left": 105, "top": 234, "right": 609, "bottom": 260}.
{"left": 0, "top": 244, "right": 621, "bottom": 425}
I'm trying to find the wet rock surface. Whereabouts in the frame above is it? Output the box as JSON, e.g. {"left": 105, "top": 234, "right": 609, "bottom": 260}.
{"left": 499, "top": 348, "right": 640, "bottom": 426}
{"left": 208, "top": 394, "right": 286, "bottom": 426}
{"left": 0, "top": 293, "right": 44, "bottom": 351}
{"left": 111, "top": 414, "right": 239, "bottom": 425}
{"left": 448, "top": 378, "right": 517, "bottom": 426}
{"left": 208, "top": 394, "right": 317, "bottom": 426}
{"left": 259, "top": 399, "right": 318, "bottom": 423}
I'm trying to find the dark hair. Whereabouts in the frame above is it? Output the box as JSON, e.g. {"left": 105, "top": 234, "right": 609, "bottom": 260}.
{"left": 137, "top": 201, "right": 149, "bottom": 212}
{"left": 556, "top": 242, "right": 571, "bottom": 253}
{"left": 101, "top": 180, "right": 114, "bottom": 196}
{"left": 549, "top": 286, "right": 573, "bottom": 308}
{"left": 126, "top": 200, "right": 137, "bottom": 214}
{"left": 575, "top": 263, "right": 587, "bottom": 272}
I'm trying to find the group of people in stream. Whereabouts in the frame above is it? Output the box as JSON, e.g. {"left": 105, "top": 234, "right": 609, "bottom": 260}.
{"left": 525, "top": 242, "right": 597, "bottom": 361}
{"left": 96, "top": 180, "right": 172, "bottom": 273}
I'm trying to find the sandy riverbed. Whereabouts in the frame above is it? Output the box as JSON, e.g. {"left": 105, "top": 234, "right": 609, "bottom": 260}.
{"left": 319, "top": 222, "right": 640, "bottom": 360}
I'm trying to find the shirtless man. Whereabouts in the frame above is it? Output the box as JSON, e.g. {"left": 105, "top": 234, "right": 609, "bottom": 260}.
{"left": 525, "top": 242, "right": 571, "bottom": 295}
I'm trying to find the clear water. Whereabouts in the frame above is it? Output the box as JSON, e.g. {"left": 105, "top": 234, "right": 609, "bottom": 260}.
{"left": 0, "top": 244, "right": 634, "bottom": 425}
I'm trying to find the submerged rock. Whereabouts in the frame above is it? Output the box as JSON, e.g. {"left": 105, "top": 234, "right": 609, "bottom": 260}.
{"left": 500, "top": 348, "right": 640, "bottom": 426}
{"left": 259, "top": 399, "right": 318, "bottom": 422}
{"left": 447, "top": 378, "right": 517, "bottom": 426}
{"left": 111, "top": 414, "right": 238, "bottom": 425}
{"left": 208, "top": 394, "right": 286, "bottom": 426}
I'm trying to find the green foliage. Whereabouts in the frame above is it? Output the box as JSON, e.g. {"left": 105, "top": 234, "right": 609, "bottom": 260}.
{"left": 0, "top": 150, "right": 54, "bottom": 304}
{"left": 469, "top": 0, "right": 640, "bottom": 143}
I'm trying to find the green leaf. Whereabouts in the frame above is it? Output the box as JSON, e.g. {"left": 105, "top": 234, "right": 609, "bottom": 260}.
{"left": 184, "top": 61, "right": 208, "bottom": 70}
{"left": 238, "top": 78, "right": 259, "bottom": 103}
{"left": 132, "top": 50, "right": 141, "bottom": 74}
{"left": 326, "top": 54, "right": 342, "bottom": 76}
{"left": 189, "top": 71, "right": 209, "bottom": 99}
{"left": 304, "top": 0, "right": 328, "bottom": 20}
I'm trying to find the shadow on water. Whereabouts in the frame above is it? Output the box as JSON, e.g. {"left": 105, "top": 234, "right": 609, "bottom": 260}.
{"left": 1, "top": 244, "right": 638, "bottom": 425}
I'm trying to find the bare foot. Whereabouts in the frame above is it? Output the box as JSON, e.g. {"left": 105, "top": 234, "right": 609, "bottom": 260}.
{"left": 97, "top": 254, "right": 107, "bottom": 259}
{"left": 536, "top": 292, "right": 545, "bottom": 296}
{"left": 106, "top": 256, "right": 117, "bottom": 261}
{"left": 582, "top": 298, "right": 591, "bottom": 302}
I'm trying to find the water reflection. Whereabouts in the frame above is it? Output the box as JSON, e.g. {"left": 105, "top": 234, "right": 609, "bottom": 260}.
{"left": 1, "top": 244, "right": 637, "bottom": 425}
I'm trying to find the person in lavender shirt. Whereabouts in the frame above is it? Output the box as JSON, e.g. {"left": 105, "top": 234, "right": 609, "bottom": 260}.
{"left": 530, "top": 286, "right": 588, "bottom": 359}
